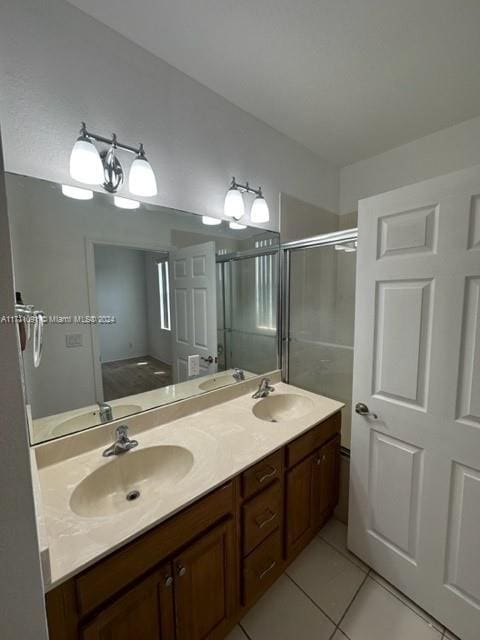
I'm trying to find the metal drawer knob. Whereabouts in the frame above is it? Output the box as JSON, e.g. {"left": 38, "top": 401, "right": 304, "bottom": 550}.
{"left": 164, "top": 575, "right": 173, "bottom": 587}
{"left": 176, "top": 564, "right": 186, "bottom": 577}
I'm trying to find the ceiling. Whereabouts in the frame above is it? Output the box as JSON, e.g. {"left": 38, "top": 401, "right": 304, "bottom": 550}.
{"left": 67, "top": 0, "right": 480, "bottom": 167}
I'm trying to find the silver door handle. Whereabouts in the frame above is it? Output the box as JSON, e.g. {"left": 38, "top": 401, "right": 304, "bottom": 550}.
{"left": 355, "top": 402, "right": 378, "bottom": 419}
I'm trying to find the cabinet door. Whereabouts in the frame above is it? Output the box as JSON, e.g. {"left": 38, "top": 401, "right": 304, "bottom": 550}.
{"left": 82, "top": 563, "right": 175, "bottom": 640}
{"left": 174, "top": 519, "right": 237, "bottom": 640}
{"left": 312, "top": 434, "right": 340, "bottom": 530}
{"left": 286, "top": 452, "right": 315, "bottom": 560}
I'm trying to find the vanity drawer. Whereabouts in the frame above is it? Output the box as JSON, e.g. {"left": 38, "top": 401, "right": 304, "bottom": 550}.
{"left": 287, "top": 412, "right": 341, "bottom": 468}
{"left": 242, "top": 481, "right": 282, "bottom": 556}
{"left": 241, "top": 449, "right": 283, "bottom": 499}
{"left": 243, "top": 528, "right": 282, "bottom": 607}
{"left": 75, "top": 480, "right": 235, "bottom": 617}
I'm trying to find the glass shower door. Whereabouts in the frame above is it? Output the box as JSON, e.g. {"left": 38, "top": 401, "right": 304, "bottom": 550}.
{"left": 286, "top": 240, "right": 356, "bottom": 446}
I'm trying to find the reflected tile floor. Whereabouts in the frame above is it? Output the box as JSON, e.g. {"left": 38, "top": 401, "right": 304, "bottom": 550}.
{"left": 227, "top": 518, "right": 455, "bottom": 640}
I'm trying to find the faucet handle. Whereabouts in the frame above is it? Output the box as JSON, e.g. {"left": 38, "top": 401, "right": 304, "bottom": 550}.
{"left": 115, "top": 425, "right": 129, "bottom": 439}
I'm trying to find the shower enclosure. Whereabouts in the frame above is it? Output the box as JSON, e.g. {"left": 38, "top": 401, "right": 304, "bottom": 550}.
{"left": 281, "top": 229, "right": 357, "bottom": 447}
{"left": 217, "top": 245, "right": 279, "bottom": 375}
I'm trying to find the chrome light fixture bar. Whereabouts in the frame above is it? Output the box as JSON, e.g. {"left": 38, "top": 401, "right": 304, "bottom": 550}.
{"left": 70, "top": 122, "right": 157, "bottom": 196}
{"left": 224, "top": 177, "right": 270, "bottom": 224}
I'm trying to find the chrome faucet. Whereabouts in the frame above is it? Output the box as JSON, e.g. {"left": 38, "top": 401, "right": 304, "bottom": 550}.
{"left": 252, "top": 378, "right": 275, "bottom": 399}
{"left": 98, "top": 402, "right": 113, "bottom": 423}
{"left": 232, "top": 368, "right": 245, "bottom": 382}
{"left": 102, "top": 426, "right": 138, "bottom": 457}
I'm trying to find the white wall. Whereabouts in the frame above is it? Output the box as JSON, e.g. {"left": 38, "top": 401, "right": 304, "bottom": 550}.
{"left": 0, "top": 132, "right": 48, "bottom": 639}
{"left": 340, "top": 114, "right": 480, "bottom": 213}
{"left": 95, "top": 245, "right": 148, "bottom": 362}
{"left": 0, "top": 0, "right": 339, "bottom": 229}
{"left": 280, "top": 193, "right": 338, "bottom": 242}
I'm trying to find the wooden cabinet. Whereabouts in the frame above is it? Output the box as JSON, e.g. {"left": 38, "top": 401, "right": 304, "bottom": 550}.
{"left": 174, "top": 520, "right": 236, "bottom": 640}
{"left": 81, "top": 564, "right": 175, "bottom": 640}
{"left": 46, "top": 412, "right": 341, "bottom": 640}
{"left": 286, "top": 433, "right": 341, "bottom": 561}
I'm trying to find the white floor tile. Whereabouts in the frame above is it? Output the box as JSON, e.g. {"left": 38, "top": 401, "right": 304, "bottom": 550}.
{"left": 341, "top": 577, "right": 443, "bottom": 640}
{"left": 318, "top": 518, "right": 368, "bottom": 571}
{"left": 242, "top": 574, "right": 335, "bottom": 640}
{"left": 225, "top": 625, "right": 249, "bottom": 640}
{"left": 287, "top": 537, "right": 366, "bottom": 622}
{"left": 369, "top": 572, "right": 443, "bottom": 632}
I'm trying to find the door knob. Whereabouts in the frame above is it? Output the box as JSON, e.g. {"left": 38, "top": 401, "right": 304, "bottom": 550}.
{"left": 201, "top": 355, "right": 217, "bottom": 364}
{"left": 355, "top": 402, "right": 378, "bottom": 419}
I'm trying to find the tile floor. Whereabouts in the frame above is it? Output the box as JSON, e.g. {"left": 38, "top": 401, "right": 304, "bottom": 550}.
{"left": 227, "top": 518, "right": 460, "bottom": 640}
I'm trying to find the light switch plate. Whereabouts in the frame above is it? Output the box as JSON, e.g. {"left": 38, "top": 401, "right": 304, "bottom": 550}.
{"left": 65, "top": 333, "right": 83, "bottom": 348}
{"left": 188, "top": 354, "right": 200, "bottom": 376}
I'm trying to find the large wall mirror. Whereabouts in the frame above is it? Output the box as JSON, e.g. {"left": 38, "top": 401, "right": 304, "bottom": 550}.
{"left": 6, "top": 174, "right": 279, "bottom": 445}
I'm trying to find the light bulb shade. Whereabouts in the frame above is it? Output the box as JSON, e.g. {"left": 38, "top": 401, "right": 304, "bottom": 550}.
{"left": 128, "top": 155, "right": 157, "bottom": 196}
{"left": 69, "top": 137, "right": 104, "bottom": 185}
{"left": 61, "top": 184, "right": 93, "bottom": 200}
{"left": 202, "top": 215, "right": 222, "bottom": 226}
{"left": 229, "top": 221, "right": 247, "bottom": 230}
{"left": 224, "top": 187, "right": 245, "bottom": 219}
{"left": 250, "top": 195, "right": 269, "bottom": 223}
{"left": 113, "top": 196, "right": 140, "bottom": 210}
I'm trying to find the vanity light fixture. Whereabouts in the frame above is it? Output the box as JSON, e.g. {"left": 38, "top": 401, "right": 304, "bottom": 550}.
{"left": 113, "top": 196, "right": 140, "bottom": 210}
{"left": 229, "top": 220, "right": 247, "bottom": 230}
{"left": 224, "top": 177, "right": 269, "bottom": 224}
{"left": 70, "top": 122, "right": 158, "bottom": 197}
{"left": 61, "top": 184, "right": 94, "bottom": 200}
{"left": 202, "top": 215, "right": 222, "bottom": 226}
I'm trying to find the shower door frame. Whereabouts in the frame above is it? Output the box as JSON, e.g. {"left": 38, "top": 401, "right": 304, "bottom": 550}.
{"left": 280, "top": 228, "right": 358, "bottom": 383}
{"left": 216, "top": 244, "right": 282, "bottom": 372}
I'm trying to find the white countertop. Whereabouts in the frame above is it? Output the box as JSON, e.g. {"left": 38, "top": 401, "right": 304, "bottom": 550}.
{"left": 35, "top": 381, "right": 343, "bottom": 590}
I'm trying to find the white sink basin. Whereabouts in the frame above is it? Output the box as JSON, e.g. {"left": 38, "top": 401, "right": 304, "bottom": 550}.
{"left": 70, "top": 445, "right": 194, "bottom": 517}
{"left": 252, "top": 394, "right": 315, "bottom": 423}
{"left": 198, "top": 374, "right": 235, "bottom": 391}
{"left": 53, "top": 404, "right": 142, "bottom": 436}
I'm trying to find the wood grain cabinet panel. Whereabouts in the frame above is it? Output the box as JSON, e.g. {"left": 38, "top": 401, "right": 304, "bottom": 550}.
{"left": 81, "top": 563, "right": 175, "bottom": 640}
{"left": 173, "top": 519, "right": 237, "bottom": 640}
{"left": 241, "top": 449, "right": 283, "bottom": 499}
{"left": 242, "top": 480, "right": 282, "bottom": 556}
{"left": 286, "top": 452, "right": 316, "bottom": 559}
{"left": 243, "top": 528, "right": 282, "bottom": 607}
{"left": 312, "top": 434, "right": 340, "bottom": 530}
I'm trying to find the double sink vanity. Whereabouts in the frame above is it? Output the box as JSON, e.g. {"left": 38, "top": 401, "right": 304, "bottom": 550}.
{"left": 36, "top": 374, "right": 343, "bottom": 640}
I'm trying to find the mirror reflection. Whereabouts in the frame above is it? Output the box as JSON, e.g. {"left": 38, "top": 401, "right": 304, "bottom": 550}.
{"left": 6, "top": 174, "right": 279, "bottom": 444}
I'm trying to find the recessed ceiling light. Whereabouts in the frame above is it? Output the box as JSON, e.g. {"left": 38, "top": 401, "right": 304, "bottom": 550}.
{"left": 114, "top": 196, "right": 140, "bottom": 210}
{"left": 61, "top": 184, "right": 94, "bottom": 200}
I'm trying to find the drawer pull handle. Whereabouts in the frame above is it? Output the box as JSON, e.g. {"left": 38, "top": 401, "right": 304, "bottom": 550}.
{"left": 258, "top": 560, "right": 276, "bottom": 580}
{"left": 256, "top": 510, "right": 277, "bottom": 529}
{"left": 256, "top": 467, "right": 277, "bottom": 483}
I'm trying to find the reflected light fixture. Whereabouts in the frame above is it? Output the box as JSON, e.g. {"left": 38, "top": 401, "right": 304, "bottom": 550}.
{"left": 61, "top": 184, "right": 94, "bottom": 200}
{"left": 69, "top": 122, "right": 158, "bottom": 197}
{"left": 202, "top": 215, "right": 222, "bottom": 226}
{"left": 229, "top": 220, "right": 247, "bottom": 230}
{"left": 224, "top": 177, "right": 269, "bottom": 224}
{"left": 113, "top": 196, "right": 140, "bottom": 210}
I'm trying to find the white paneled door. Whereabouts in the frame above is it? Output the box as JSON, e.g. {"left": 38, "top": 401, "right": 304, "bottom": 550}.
{"left": 170, "top": 241, "right": 217, "bottom": 383}
{"left": 348, "top": 166, "right": 480, "bottom": 640}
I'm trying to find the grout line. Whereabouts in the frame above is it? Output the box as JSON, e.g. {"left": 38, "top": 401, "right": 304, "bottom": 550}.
{"left": 284, "top": 572, "right": 339, "bottom": 628}
{"left": 316, "top": 530, "right": 368, "bottom": 572}
{"left": 368, "top": 572, "right": 444, "bottom": 632}
{"left": 239, "top": 622, "right": 253, "bottom": 640}
{"left": 335, "top": 570, "right": 369, "bottom": 634}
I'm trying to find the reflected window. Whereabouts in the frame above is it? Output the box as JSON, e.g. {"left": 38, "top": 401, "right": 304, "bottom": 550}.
{"left": 157, "top": 259, "right": 171, "bottom": 331}
{"left": 255, "top": 239, "right": 275, "bottom": 331}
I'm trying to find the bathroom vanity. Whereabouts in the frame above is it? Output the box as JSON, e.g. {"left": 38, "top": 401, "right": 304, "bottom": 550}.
{"left": 39, "top": 381, "right": 342, "bottom": 640}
